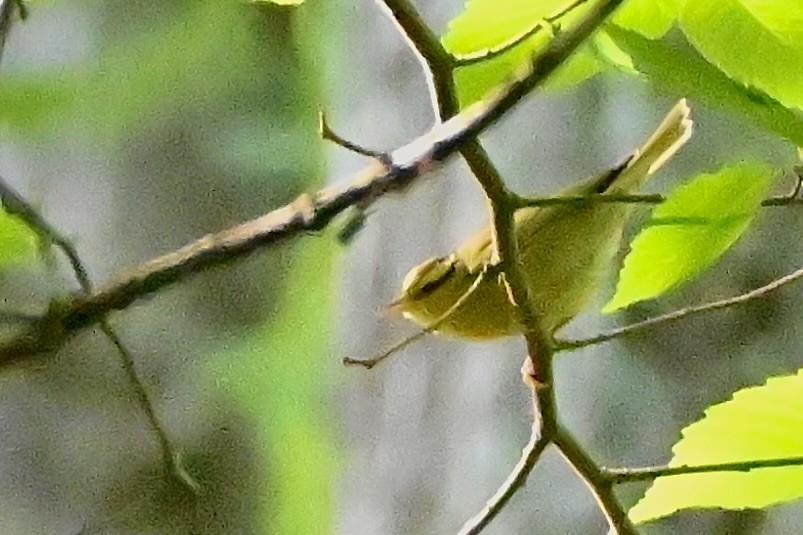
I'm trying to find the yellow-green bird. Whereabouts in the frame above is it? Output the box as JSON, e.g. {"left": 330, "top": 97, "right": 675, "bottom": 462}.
{"left": 392, "top": 99, "right": 693, "bottom": 339}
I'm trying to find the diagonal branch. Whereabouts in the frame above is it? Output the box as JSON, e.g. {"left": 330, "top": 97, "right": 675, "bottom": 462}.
{"left": 0, "top": 178, "right": 199, "bottom": 493}
{"left": 457, "top": 418, "right": 550, "bottom": 535}
{"left": 376, "top": 0, "right": 458, "bottom": 115}
{"left": 554, "top": 428, "right": 638, "bottom": 534}
{"left": 557, "top": 263, "right": 803, "bottom": 351}
{"left": 377, "top": 1, "right": 631, "bottom": 534}
{"left": 603, "top": 456, "right": 803, "bottom": 484}
{"left": 452, "top": 0, "right": 589, "bottom": 67}
{"left": 0, "top": 0, "right": 627, "bottom": 365}
{"left": 0, "top": 2, "right": 197, "bottom": 492}
{"left": 0, "top": 0, "right": 16, "bottom": 67}
{"left": 343, "top": 263, "right": 498, "bottom": 369}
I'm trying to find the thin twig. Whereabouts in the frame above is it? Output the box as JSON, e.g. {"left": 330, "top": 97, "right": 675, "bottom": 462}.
{"left": 0, "top": 175, "right": 91, "bottom": 290}
{"left": 0, "top": 178, "right": 198, "bottom": 493}
{"left": 460, "top": 349, "right": 559, "bottom": 534}
{"left": 0, "top": 0, "right": 15, "bottom": 68}
{"left": 452, "top": 0, "right": 589, "bottom": 66}
{"left": 514, "top": 168, "right": 803, "bottom": 208}
{"left": 516, "top": 192, "right": 803, "bottom": 208}
{"left": 603, "top": 456, "right": 803, "bottom": 484}
{"left": 376, "top": 0, "right": 458, "bottom": 114}
{"left": 557, "top": 263, "right": 803, "bottom": 351}
{"left": 343, "top": 264, "right": 494, "bottom": 369}
{"left": 318, "top": 112, "right": 390, "bottom": 244}
{"left": 458, "top": 420, "right": 550, "bottom": 535}
{"left": 516, "top": 192, "right": 664, "bottom": 207}
{"left": 100, "top": 322, "right": 200, "bottom": 494}
{"left": 0, "top": 0, "right": 627, "bottom": 364}
{"left": 319, "top": 111, "right": 389, "bottom": 162}
{"left": 554, "top": 428, "right": 639, "bottom": 535}
{"left": 378, "top": 2, "right": 630, "bottom": 534}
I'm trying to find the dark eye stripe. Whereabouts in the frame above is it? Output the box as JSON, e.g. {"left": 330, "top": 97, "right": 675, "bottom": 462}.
{"left": 413, "top": 261, "right": 456, "bottom": 298}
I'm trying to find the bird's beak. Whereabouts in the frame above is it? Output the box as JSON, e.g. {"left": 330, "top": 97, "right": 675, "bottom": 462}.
{"left": 383, "top": 295, "right": 407, "bottom": 316}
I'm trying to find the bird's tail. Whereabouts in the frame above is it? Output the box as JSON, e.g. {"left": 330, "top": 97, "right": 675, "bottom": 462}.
{"left": 606, "top": 98, "right": 693, "bottom": 193}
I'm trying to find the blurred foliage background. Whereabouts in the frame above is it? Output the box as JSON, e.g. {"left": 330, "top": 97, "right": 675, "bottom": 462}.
{"left": 0, "top": 1, "right": 801, "bottom": 534}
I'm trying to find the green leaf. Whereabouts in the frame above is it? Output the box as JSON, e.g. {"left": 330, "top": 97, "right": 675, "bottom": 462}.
{"left": 442, "top": 0, "right": 600, "bottom": 107}
{"left": 604, "top": 162, "right": 773, "bottom": 312}
{"left": 613, "top": 0, "right": 680, "bottom": 39}
{"left": 79, "top": 1, "right": 263, "bottom": 140}
{"left": 0, "top": 209, "right": 39, "bottom": 267}
{"left": 207, "top": 240, "right": 337, "bottom": 534}
{"left": 592, "top": 30, "right": 635, "bottom": 72}
{"left": 606, "top": 26, "right": 803, "bottom": 147}
{"left": 251, "top": 0, "right": 304, "bottom": 4}
{"left": 631, "top": 369, "right": 803, "bottom": 524}
{"left": 680, "top": 0, "right": 803, "bottom": 111}
{"left": 0, "top": 75, "right": 80, "bottom": 135}
{"left": 444, "top": 0, "right": 579, "bottom": 55}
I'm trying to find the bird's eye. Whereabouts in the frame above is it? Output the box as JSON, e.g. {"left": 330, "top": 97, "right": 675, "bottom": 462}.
{"left": 402, "top": 256, "right": 457, "bottom": 299}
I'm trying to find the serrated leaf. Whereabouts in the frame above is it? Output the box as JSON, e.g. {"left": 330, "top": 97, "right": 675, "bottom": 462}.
{"left": 631, "top": 369, "right": 803, "bottom": 524}
{"left": 442, "top": 0, "right": 601, "bottom": 107}
{"left": 680, "top": 0, "right": 803, "bottom": 110}
{"left": 605, "top": 26, "right": 803, "bottom": 146}
{"left": 604, "top": 162, "right": 773, "bottom": 312}
{"left": 612, "top": 0, "right": 680, "bottom": 39}
{"left": 0, "top": 210, "right": 39, "bottom": 267}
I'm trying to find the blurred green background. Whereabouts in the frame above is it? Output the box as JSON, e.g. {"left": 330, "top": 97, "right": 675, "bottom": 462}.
{"left": 0, "top": 1, "right": 801, "bottom": 534}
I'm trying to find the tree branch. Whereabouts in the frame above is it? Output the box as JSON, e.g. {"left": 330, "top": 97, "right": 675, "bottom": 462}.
{"left": 554, "top": 428, "right": 639, "bottom": 534}
{"left": 0, "top": 177, "right": 198, "bottom": 493}
{"left": 0, "top": 0, "right": 16, "bottom": 68}
{"left": 603, "top": 456, "right": 803, "bottom": 484}
{"left": 376, "top": 0, "right": 458, "bottom": 115}
{"left": 514, "top": 164, "right": 803, "bottom": 208}
{"left": 452, "top": 0, "right": 589, "bottom": 67}
{"left": 0, "top": 0, "right": 626, "bottom": 367}
{"left": 516, "top": 192, "right": 803, "bottom": 208}
{"left": 457, "top": 419, "right": 550, "bottom": 535}
{"left": 0, "top": 1, "right": 198, "bottom": 492}
{"left": 459, "top": 337, "right": 559, "bottom": 534}
{"left": 376, "top": 2, "right": 630, "bottom": 534}
{"left": 557, "top": 263, "right": 803, "bottom": 351}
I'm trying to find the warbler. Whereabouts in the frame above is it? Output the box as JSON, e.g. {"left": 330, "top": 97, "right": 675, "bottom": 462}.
{"left": 392, "top": 100, "right": 692, "bottom": 338}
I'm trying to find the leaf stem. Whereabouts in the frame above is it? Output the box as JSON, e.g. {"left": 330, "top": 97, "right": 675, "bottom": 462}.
{"left": 603, "top": 456, "right": 803, "bottom": 484}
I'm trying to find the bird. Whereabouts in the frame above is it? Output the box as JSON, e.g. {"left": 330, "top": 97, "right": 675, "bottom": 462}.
{"left": 391, "top": 99, "right": 693, "bottom": 339}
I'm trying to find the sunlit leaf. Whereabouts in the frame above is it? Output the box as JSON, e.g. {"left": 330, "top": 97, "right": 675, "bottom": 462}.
{"left": 680, "top": 0, "right": 803, "bottom": 110}
{"left": 613, "top": 0, "right": 680, "bottom": 39}
{"left": 0, "top": 209, "right": 39, "bottom": 266}
{"left": 631, "top": 369, "right": 803, "bottom": 524}
{"left": 442, "top": 0, "right": 600, "bottom": 107}
{"left": 605, "top": 27, "right": 803, "bottom": 146}
{"left": 592, "top": 30, "right": 635, "bottom": 72}
{"left": 604, "top": 162, "right": 773, "bottom": 312}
